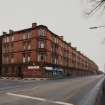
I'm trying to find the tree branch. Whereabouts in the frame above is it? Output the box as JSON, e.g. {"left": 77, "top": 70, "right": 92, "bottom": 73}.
{"left": 88, "top": 1, "right": 105, "bottom": 15}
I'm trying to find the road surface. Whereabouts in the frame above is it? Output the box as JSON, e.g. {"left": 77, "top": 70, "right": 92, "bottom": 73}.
{"left": 0, "top": 75, "right": 104, "bottom": 105}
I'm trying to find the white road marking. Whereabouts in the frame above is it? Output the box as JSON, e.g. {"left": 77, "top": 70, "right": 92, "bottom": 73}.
{"left": 6, "top": 92, "right": 73, "bottom": 105}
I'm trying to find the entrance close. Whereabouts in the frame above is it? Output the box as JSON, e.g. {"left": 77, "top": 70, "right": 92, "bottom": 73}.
{"left": 0, "top": 70, "right": 1, "bottom": 75}
{"left": 17, "top": 66, "right": 23, "bottom": 78}
{"left": 0, "top": 66, "right": 1, "bottom": 75}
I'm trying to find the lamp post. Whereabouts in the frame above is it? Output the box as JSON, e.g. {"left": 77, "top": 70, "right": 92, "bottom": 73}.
{"left": 89, "top": 25, "right": 105, "bottom": 29}
{"left": 89, "top": 25, "right": 105, "bottom": 73}
{"left": 89, "top": 25, "right": 105, "bottom": 44}
{"left": 104, "top": 64, "right": 105, "bottom": 73}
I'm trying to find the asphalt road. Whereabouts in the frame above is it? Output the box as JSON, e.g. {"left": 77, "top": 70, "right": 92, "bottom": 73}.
{"left": 0, "top": 75, "right": 104, "bottom": 105}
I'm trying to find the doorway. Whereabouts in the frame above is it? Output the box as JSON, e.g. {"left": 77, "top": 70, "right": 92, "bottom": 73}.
{"left": 17, "top": 66, "right": 23, "bottom": 78}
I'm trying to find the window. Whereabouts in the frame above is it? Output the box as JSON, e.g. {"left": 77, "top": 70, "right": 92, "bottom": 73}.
{"left": 3, "top": 44, "right": 6, "bottom": 52}
{"left": 54, "top": 37, "right": 58, "bottom": 43}
{"left": 23, "top": 42, "right": 26, "bottom": 50}
{"left": 38, "top": 53, "right": 46, "bottom": 62}
{"left": 38, "top": 29, "right": 45, "bottom": 36}
{"left": 51, "top": 43, "right": 55, "bottom": 52}
{"left": 27, "top": 32, "right": 31, "bottom": 39}
{"left": 23, "top": 57, "right": 26, "bottom": 63}
{"left": 11, "top": 36, "right": 14, "bottom": 41}
{"left": 60, "top": 57, "right": 63, "bottom": 65}
{"left": 22, "top": 53, "right": 26, "bottom": 63}
{"left": 2, "top": 54, "right": 6, "bottom": 64}
{"left": 6, "top": 37, "right": 9, "bottom": 42}
{"left": 51, "top": 56, "right": 57, "bottom": 64}
{"left": 27, "top": 41, "right": 31, "bottom": 50}
{"left": 54, "top": 58, "right": 57, "bottom": 64}
{"left": 39, "top": 40, "right": 45, "bottom": 48}
{"left": 3, "top": 38, "right": 6, "bottom": 43}
{"left": 51, "top": 43, "right": 58, "bottom": 52}
{"left": 28, "top": 44, "right": 31, "bottom": 50}
{"left": 11, "top": 54, "right": 14, "bottom": 63}
{"left": 27, "top": 54, "right": 31, "bottom": 62}
{"left": 6, "top": 56, "right": 9, "bottom": 63}
{"left": 11, "top": 43, "right": 14, "bottom": 51}
{"left": 11, "top": 58, "right": 14, "bottom": 63}
{"left": 23, "top": 45, "right": 26, "bottom": 50}
{"left": 23, "top": 34, "right": 26, "bottom": 40}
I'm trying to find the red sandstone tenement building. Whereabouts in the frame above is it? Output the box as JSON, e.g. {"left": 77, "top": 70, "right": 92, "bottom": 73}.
{"left": 1, "top": 23, "right": 98, "bottom": 78}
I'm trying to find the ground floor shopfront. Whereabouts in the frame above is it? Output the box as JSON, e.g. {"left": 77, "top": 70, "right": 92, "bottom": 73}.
{"left": 1, "top": 64, "right": 64, "bottom": 78}
{"left": 1, "top": 64, "right": 96, "bottom": 78}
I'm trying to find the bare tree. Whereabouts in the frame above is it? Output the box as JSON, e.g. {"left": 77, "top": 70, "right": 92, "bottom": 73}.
{"left": 84, "top": 0, "right": 105, "bottom": 15}
{"left": 85, "top": 0, "right": 105, "bottom": 44}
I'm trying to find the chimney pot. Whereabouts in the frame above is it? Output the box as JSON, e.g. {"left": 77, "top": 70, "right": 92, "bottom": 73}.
{"left": 32, "top": 23, "right": 37, "bottom": 28}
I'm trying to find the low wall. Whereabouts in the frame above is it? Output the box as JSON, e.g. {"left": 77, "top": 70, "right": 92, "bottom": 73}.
{"left": 78, "top": 77, "right": 105, "bottom": 105}
{"left": 101, "top": 78, "right": 105, "bottom": 105}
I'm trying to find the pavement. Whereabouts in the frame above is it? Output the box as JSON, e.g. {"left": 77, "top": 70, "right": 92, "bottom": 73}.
{"left": 0, "top": 75, "right": 104, "bottom": 105}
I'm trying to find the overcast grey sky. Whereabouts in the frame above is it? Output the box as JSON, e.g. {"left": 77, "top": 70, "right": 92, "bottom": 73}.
{"left": 0, "top": 0, "right": 105, "bottom": 71}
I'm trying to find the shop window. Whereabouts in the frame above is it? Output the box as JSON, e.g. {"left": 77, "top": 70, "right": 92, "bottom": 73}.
{"left": 5, "top": 67, "right": 8, "bottom": 73}
{"left": 11, "top": 67, "right": 15, "bottom": 73}
{"left": 28, "top": 44, "right": 31, "bottom": 50}
{"left": 11, "top": 54, "right": 14, "bottom": 63}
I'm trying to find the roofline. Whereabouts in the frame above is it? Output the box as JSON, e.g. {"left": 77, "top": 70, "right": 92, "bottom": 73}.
{"left": 1, "top": 24, "right": 98, "bottom": 67}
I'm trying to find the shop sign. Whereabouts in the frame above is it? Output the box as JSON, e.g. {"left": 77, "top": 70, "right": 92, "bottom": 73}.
{"left": 28, "top": 66, "right": 39, "bottom": 69}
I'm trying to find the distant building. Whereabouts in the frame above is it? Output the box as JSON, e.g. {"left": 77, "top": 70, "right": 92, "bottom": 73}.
{"left": 1, "top": 23, "right": 98, "bottom": 78}
{"left": 0, "top": 36, "right": 2, "bottom": 76}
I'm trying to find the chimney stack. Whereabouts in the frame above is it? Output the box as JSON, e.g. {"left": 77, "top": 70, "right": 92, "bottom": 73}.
{"left": 3, "top": 32, "right": 7, "bottom": 35}
{"left": 68, "top": 42, "right": 71, "bottom": 46}
{"left": 73, "top": 47, "right": 77, "bottom": 50}
{"left": 32, "top": 23, "right": 37, "bottom": 28}
{"left": 9, "top": 29, "right": 14, "bottom": 34}
{"left": 59, "top": 36, "right": 63, "bottom": 40}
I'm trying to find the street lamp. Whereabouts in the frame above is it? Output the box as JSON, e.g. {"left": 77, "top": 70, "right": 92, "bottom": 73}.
{"left": 89, "top": 24, "right": 105, "bottom": 73}
{"left": 89, "top": 25, "right": 105, "bottom": 44}
{"left": 89, "top": 25, "right": 105, "bottom": 29}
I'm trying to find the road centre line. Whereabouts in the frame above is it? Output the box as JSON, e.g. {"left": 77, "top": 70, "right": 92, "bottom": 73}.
{"left": 6, "top": 92, "right": 73, "bottom": 105}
